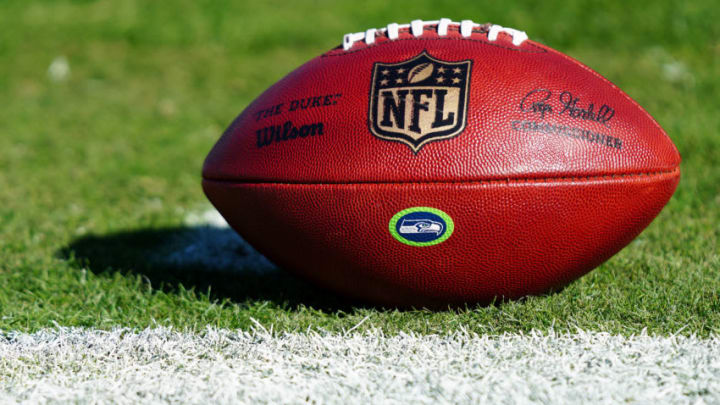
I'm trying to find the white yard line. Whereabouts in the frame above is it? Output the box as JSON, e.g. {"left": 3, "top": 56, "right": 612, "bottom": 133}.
{"left": 1, "top": 327, "right": 718, "bottom": 404}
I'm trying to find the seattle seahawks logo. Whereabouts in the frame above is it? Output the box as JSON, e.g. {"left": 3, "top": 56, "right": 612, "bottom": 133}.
{"left": 389, "top": 207, "right": 455, "bottom": 247}
{"left": 398, "top": 218, "right": 444, "bottom": 236}
{"left": 369, "top": 51, "right": 472, "bottom": 152}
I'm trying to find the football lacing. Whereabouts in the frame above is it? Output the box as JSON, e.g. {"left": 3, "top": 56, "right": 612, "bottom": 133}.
{"left": 342, "top": 18, "right": 528, "bottom": 51}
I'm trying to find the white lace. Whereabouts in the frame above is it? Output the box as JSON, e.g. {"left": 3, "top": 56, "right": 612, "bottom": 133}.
{"left": 342, "top": 19, "right": 528, "bottom": 51}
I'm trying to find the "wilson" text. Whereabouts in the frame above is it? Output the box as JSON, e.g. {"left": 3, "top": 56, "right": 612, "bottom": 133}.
{"left": 256, "top": 121, "right": 324, "bottom": 148}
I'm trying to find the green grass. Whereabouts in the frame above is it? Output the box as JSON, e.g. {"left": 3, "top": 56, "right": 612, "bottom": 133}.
{"left": 0, "top": 0, "right": 718, "bottom": 335}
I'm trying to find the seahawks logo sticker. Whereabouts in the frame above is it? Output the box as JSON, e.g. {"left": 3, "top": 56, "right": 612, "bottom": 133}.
{"left": 369, "top": 51, "right": 472, "bottom": 152}
{"left": 389, "top": 207, "right": 454, "bottom": 246}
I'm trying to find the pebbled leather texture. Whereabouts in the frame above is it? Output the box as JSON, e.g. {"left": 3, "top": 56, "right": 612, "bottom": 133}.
{"left": 202, "top": 23, "right": 681, "bottom": 307}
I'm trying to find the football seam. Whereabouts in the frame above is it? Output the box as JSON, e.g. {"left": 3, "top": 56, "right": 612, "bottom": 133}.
{"left": 324, "top": 36, "right": 547, "bottom": 57}
{"left": 202, "top": 167, "right": 679, "bottom": 185}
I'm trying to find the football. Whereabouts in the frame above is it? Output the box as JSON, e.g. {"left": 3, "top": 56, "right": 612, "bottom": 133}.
{"left": 202, "top": 19, "right": 681, "bottom": 307}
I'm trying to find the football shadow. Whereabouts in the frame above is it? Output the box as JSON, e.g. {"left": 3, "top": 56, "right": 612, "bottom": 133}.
{"left": 59, "top": 226, "right": 372, "bottom": 312}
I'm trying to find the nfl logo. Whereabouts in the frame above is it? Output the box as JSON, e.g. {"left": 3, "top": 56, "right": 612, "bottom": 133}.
{"left": 368, "top": 51, "right": 472, "bottom": 152}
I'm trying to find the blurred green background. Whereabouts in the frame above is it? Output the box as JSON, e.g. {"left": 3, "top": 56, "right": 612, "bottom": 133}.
{"left": 0, "top": 0, "right": 717, "bottom": 334}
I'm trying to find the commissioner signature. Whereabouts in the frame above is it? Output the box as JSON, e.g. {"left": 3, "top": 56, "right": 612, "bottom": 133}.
{"left": 519, "top": 89, "right": 615, "bottom": 127}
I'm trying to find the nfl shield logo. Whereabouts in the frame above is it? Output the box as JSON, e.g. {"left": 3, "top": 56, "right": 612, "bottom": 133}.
{"left": 368, "top": 51, "right": 472, "bottom": 152}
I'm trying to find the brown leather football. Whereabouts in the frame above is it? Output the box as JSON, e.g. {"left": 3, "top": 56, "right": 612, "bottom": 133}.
{"left": 202, "top": 19, "right": 680, "bottom": 307}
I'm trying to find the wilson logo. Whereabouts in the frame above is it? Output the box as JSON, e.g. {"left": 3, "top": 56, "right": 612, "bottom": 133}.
{"left": 389, "top": 207, "right": 454, "bottom": 246}
{"left": 369, "top": 51, "right": 472, "bottom": 152}
{"left": 255, "top": 120, "right": 324, "bottom": 148}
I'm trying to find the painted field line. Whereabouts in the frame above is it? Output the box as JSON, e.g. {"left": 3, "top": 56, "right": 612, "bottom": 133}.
{"left": 1, "top": 327, "right": 718, "bottom": 404}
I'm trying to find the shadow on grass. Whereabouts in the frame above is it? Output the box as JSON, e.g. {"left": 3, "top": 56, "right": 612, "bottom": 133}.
{"left": 59, "top": 226, "right": 371, "bottom": 312}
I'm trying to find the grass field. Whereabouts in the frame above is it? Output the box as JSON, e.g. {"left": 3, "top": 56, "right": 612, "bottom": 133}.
{"left": 0, "top": 0, "right": 718, "bottom": 338}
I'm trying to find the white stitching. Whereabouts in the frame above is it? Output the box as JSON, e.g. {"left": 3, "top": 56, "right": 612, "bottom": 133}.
{"left": 438, "top": 18, "right": 451, "bottom": 36}
{"left": 460, "top": 20, "right": 474, "bottom": 37}
{"left": 364, "top": 28, "right": 377, "bottom": 45}
{"left": 387, "top": 23, "right": 399, "bottom": 40}
{"left": 410, "top": 19, "right": 424, "bottom": 37}
{"left": 488, "top": 24, "right": 528, "bottom": 46}
{"left": 342, "top": 18, "right": 528, "bottom": 51}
